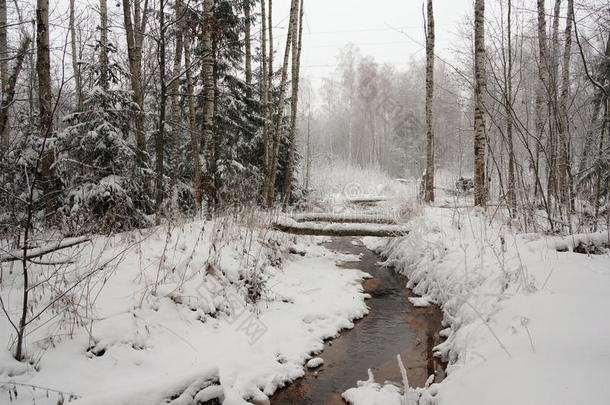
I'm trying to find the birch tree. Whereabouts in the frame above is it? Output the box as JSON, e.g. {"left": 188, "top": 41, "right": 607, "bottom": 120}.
{"left": 260, "top": 0, "right": 269, "bottom": 174}
{"left": 0, "top": 5, "right": 30, "bottom": 154}
{"left": 0, "top": 0, "right": 8, "bottom": 150}
{"left": 0, "top": 37, "right": 30, "bottom": 154}
{"left": 122, "top": 0, "right": 149, "bottom": 168}
{"left": 99, "top": 0, "right": 109, "bottom": 91}
{"left": 505, "top": 0, "right": 517, "bottom": 215}
{"left": 37, "top": 0, "right": 55, "bottom": 216}
{"left": 69, "top": 0, "right": 82, "bottom": 111}
{"left": 558, "top": 0, "right": 574, "bottom": 209}
{"left": 170, "top": 0, "right": 184, "bottom": 191}
{"left": 183, "top": 4, "right": 202, "bottom": 211}
{"left": 473, "top": 0, "right": 487, "bottom": 206}
{"left": 423, "top": 0, "right": 435, "bottom": 203}
{"left": 202, "top": 0, "right": 216, "bottom": 212}
{"left": 265, "top": 0, "right": 298, "bottom": 206}
{"left": 282, "top": 0, "right": 304, "bottom": 206}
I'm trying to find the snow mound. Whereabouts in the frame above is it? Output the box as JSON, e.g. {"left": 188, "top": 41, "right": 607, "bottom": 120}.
{"left": 306, "top": 357, "right": 324, "bottom": 369}
{"left": 408, "top": 296, "right": 431, "bottom": 307}
{"left": 356, "top": 206, "right": 610, "bottom": 405}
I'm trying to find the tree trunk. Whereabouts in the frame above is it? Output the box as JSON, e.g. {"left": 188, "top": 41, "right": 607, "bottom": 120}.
{"left": 268, "top": 0, "right": 273, "bottom": 90}
{"left": 69, "top": 0, "right": 82, "bottom": 111}
{"left": 100, "top": 0, "right": 108, "bottom": 90}
{"left": 423, "top": 0, "right": 435, "bottom": 203}
{"left": 170, "top": 0, "right": 184, "bottom": 193}
{"left": 546, "top": 0, "right": 561, "bottom": 203}
{"left": 281, "top": 0, "right": 304, "bottom": 207}
{"left": 202, "top": 0, "right": 216, "bottom": 213}
{"left": 579, "top": 36, "right": 610, "bottom": 173}
{"left": 99, "top": 0, "right": 109, "bottom": 90}
{"left": 122, "top": 0, "right": 148, "bottom": 168}
{"left": 505, "top": 0, "right": 516, "bottom": 215}
{"left": 36, "top": 0, "right": 55, "bottom": 217}
{"left": 155, "top": 0, "right": 167, "bottom": 209}
{"left": 264, "top": 0, "right": 297, "bottom": 206}
{"left": 473, "top": 0, "right": 487, "bottom": 207}
{"left": 183, "top": 15, "right": 202, "bottom": 212}
{"left": 558, "top": 0, "right": 573, "bottom": 210}
{"left": 535, "top": 0, "right": 550, "bottom": 207}
{"left": 244, "top": 0, "right": 252, "bottom": 93}
{"left": 260, "top": 0, "right": 270, "bottom": 183}
{"left": 0, "top": 0, "right": 8, "bottom": 151}
{"left": 262, "top": 0, "right": 274, "bottom": 178}
{"left": 0, "top": 36, "right": 30, "bottom": 152}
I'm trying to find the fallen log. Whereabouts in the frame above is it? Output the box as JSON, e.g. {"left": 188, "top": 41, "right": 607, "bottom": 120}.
{"left": 272, "top": 219, "right": 409, "bottom": 237}
{"left": 0, "top": 236, "right": 90, "bottom": 263}
{"left": 345, "top": 196, "right": 389, "bottom": 204}
{"left": 293, "top": 212, "right": 399, "bottom": 225}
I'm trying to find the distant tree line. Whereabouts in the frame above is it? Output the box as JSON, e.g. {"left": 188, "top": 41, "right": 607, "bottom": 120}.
{"left": 304, "top": 0, "right": 609, "bottom": 233}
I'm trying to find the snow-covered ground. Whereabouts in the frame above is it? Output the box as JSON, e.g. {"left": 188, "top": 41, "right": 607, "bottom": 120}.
{"left": 4, "top": 187, "right": 610, "bottom": 405}
{"left": 343, "top": 206, "right": 610, "bottom": 405}
{"left": 1, "top": 218, "right": 370, "bottom": 405}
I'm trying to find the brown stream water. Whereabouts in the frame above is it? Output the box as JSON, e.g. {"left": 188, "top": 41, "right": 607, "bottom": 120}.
{"left": 271, "top": 237, "right": 446, "bottom": 405}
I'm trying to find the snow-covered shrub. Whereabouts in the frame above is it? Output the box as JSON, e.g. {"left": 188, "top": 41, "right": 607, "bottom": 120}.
{"left": 56, "top": 57, "right": 152, "bottom": 234}
{"left": 62, "top": 175, "right": 150, "bottom": 234}
{"left": 0, "top": 124, "right": 61, "bottom": 237}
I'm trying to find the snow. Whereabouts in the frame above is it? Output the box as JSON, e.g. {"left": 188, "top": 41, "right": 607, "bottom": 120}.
{"left": 4, "top": 197, "right": 610, "bottom": 405}
{"left": 342, "top": 206, "right": 610, "bottom": 405}
{"left": 292, "top": 212, "right": 399, "bottom": 224}
{"left": 0, "top": 219, "right": 370, "bottom": 405}
{"left": 343, "top": 378, "right": 402, "bottom": 405}
{"left": 305, "top": 357, "right": 324, "bottom": 369}
{"left": 407, "top": 296, "right": 431, "bottom": 307}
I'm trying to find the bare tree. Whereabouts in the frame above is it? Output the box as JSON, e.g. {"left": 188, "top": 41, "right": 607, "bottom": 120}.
{"left": 263, "top": 0, "right": 274, "bottom": 185}
{"left": 69, "top": 0, "right": 82, "bottom": 111}
{"left": 244, "top": 0, "right": 252, "bottom": 93}
{"left": 557, "top": 0, "right": 574, "bottom": 209}
{"left": 264, "top": 0, "right": 298, "bottom": 206}
{"left": 282, "top": 0, "right": 304, "bottom": 206}
{"left": 170, "top": 0, "right": 184, "bottom": 192}
{"left": 0, "top": 0, "right": 8, "bottom": 150}
{"left": 122, "top": 0, "right": 149, "bottom": 168}
{"left": 202, "top": 0, "right": 216, "bottom": 212}
{"left": 535, "top": 0, "right": 550, "bottom": 204}
{"left": 183, "top": 4, "right": 202, "bottom": 211}
{"left": 155, "top": 0, "right": 167, "bottom": 209}
{"left": 473, "top": 0, "right": 487, "bottom": 207}
{"left": 0, "top": 35, "right": 30, "bottom": 155}
{"left": 504, "top": 0, "right": 517, "bottom": 215}
{"left": 423, "top": 0, "right": 435, "bottom": 203}
{"left": 99, "top": 0, "right": 109, "bottom": 91}
{"left": 37, "top": 0, "right": 55, "bottom": 217}
{"left": 547, "top": 0, "right": 561, "bottom": 201}
{"left": 260, "top": 0, "right": 270, "bottom": 176}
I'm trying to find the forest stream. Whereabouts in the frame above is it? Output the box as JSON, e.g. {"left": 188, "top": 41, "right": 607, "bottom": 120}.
{"left": 271, "top": 237, "right": 446, "bottom": 405}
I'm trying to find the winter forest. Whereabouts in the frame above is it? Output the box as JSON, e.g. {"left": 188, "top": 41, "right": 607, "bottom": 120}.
{"left": 1, "top": 0, "right": 609, "bottom": 404}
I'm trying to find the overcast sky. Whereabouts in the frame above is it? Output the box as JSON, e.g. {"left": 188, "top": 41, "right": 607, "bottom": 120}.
{"left": 32, "top": 0, "right": 474, "bottom": 89}
{"left": 272, "top": 0, "right": 473, "bottom": 86}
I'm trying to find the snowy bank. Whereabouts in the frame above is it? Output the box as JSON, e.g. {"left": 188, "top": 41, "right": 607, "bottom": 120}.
{"left": 1, "top": 218, "right": 369, "bottom": 405}
{"left": 344, "top": 207, "right": 610, "bottom": 405}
